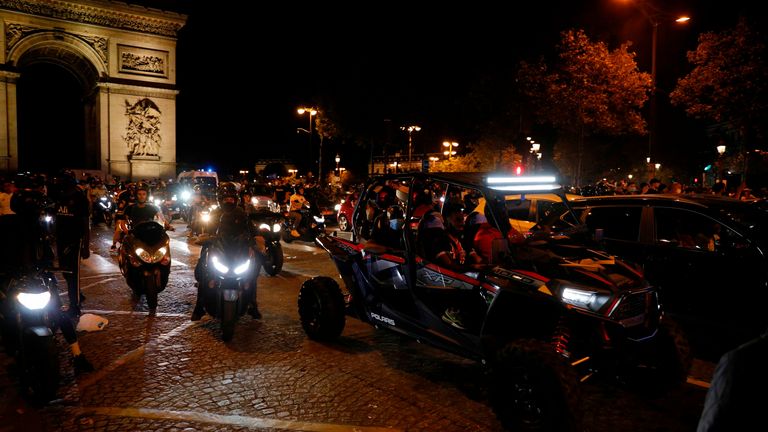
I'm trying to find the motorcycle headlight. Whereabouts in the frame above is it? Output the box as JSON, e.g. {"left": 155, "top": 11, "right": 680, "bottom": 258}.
{"left": 17, "top": 291, "right": 51, "bottom": 310}
{"left": 100, "top": 196, "right": 108, "bottom": 202}
{"left": 334, "top": 204, "right": 341, "bottom": 211}
{"left": 233, "top": 260, "right": 250, "bottom": 275}
{"left": 154, "top": 199, "right": 162, "bottom": 206}
{"left": 252, "top": 197, "right": 258, "bottom": 205}
{"left": 313, "top": 215, "right": 325, "bottom": 223}
{"left": 171, "top": 194, "right": 178, "bottom": 201}
{"left": 212, "top": 255, "right": 229, "bottom": 274}
{"left": 559, "top": 286, "right": 612, "bottom": 313}
{"left": 259, "top": 223, "right": 271, "bottom": 231}
{"left": 201, "top": 212, "right": 211, "bottom": 223}
{"left": 43, "top": 215, "right": 53, "bottom": 223}
{"left": 181, "top": 190, "right": 191, "bottom": 201}
{"left": 135, "top": 247, "right": 168, "bottom": 263}
{"left": 272, "top": 223, "right": 281, "bottom": 233}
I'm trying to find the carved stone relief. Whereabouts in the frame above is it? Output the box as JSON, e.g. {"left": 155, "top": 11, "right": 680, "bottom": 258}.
{"left": 79, "top": 34, "right": 107, "bottom": 64}
{"left": 123, "top": 98, "right": 162, "bottom": 157}
{"left": 5, "top": 22, "right": 38, "bottom": 51}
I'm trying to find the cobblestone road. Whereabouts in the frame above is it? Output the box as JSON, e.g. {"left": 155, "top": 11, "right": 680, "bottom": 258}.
{"left": 0, "top": 222, "right": 714, "bottom": 431}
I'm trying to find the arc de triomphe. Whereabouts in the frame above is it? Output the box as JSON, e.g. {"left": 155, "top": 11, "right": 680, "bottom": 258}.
{"left": 0, "top": 0, "right": 186, "bottom": 180}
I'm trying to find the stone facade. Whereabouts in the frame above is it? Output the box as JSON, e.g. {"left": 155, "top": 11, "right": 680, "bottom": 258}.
{"left": 0, "top": 0, "right": 186, "bottom": 179}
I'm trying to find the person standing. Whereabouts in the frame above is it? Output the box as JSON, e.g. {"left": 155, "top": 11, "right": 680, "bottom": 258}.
{"left": 0, "top": 178, "right": 18, "bottom": 274}
{"left": 112, "top": 182, "right": 137, "bottom": 250}
{"left": 697, "top": 328, "right": 768, "bottom": 432}
{"left": 51, "top": 170, "right": 91, "bottom": 317}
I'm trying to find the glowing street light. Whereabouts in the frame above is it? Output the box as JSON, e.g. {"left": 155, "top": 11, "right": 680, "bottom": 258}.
{"left": 443, "top": 141, "right": 458, "bottom": 159}
{"left": 335, "top": 154, "right": 341, "bottom": 173}
{"left": 297, "top": 107, "right": 318, "bottom": 177}
{"left": 621, "top": 0, "right": 690, "bottom": 162}
{"left": 400, "top": 125, "right": 421, "bottom": 169}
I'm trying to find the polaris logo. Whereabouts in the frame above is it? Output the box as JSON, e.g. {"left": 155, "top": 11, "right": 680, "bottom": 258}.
{"left": 370, "top": 312, "right": 395, "bottom": 326}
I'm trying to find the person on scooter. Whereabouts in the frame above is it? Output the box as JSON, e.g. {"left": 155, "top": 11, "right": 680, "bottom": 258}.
{"left": 112, "top": 182, "right": 137, "bottom": 250}
{"left": 288, "top": 185, "right": 308, "bottom": 238}
{"left": 191, "top": 182, "right": 262, "bottom": 321}
{"left": 50, "top": 170, "right": 91, "bottom": 318}
{"left": 123, "top": 182, "right": 172, "bottom": 229}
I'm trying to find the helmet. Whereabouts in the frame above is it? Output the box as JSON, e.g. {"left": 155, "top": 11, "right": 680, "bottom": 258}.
{"left": 217, "top": 182, "right": 239, "bottom": 208}
{"left": 136, "top": 182, "right": 150, "bottom": 193}
{"left": 375, "top": 185, "right": 396, "bottom": 209}
{"left": 55, "top": 169, "right": 77, "bottom": 188}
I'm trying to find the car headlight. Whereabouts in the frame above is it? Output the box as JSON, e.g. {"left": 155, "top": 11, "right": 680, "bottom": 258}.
{"left": 17, "top": 291, "right": 51, "bottom": 310}
{"left": 559, "top": 286, "right": 612, "bottom": 312}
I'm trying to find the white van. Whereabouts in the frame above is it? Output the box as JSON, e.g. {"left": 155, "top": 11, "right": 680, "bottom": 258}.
{"left": 177, "top": 170, "right": 218, "bottom": 189}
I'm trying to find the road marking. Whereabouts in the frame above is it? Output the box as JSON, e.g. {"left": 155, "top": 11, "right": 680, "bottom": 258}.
{"left": 70, "top": 406, "right": 401, "bottom": 432}
{"left": 81, "top": 277, "right": 122, "bottom": 290}
{"left": 83, "top": 309, "right": 188, "bottom": 318}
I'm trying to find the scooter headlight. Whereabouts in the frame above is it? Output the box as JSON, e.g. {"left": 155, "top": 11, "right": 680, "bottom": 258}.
{"left": 135, "top": 247, "right": 168, "bottom": 263}
{"left": 201, "top": 212, "right": 211, "bottom": 223}
{"left": 233, "top": 260, "right": 250, "bottom": 275}
{"left": 154, "top": 198, "right": 162, "bottom": 206}
{"left": 17, "top": 291, "right": 51, "bottom": 310}
{"left": 272, "top": 223, "right": 281, "bottom": 233}
{"left": 259, "top": 223, "right": 271, "bottom": 231}
{"left": 211, "top": 255, "right": 229, "bottom": 274}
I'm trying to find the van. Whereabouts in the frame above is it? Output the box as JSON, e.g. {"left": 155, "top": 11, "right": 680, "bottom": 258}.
{"left": 177, "top": 170, "right": 218, "bottom": 189}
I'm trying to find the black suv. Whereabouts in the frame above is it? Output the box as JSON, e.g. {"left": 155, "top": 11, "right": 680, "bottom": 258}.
{"left": 297, "top": 173, "right": 691, "bottom": 431}
{"left": 563, "top": 194, "right": 768, "bottom": 360}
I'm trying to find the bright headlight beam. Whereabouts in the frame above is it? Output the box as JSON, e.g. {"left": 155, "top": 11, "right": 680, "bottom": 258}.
{"left": 234, "top": 260, "right": 250, "bottom": 275}
{"left": 17, "top": 291, "right": 51, "bottom": 310}
{"left": 212, "top": 256, "right": 229, "bottom": 273}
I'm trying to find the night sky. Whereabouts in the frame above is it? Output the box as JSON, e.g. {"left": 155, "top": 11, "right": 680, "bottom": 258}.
{"left": 148, "top": 0, "right": 756, "bottom": 177}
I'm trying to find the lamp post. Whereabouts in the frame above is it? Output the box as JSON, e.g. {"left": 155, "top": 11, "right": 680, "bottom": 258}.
{"left": 716, "top": 144, "right": 726, "bottom": 183}
{"left": 297, "top": 107, "right": 317, "bottom": 178}
{"left": 335, "top": 154, "right": 341, "bottom": 174}
{"left": 400, "top": 125, "right": 421, "bottom": 170}
{"left": 443, "top": 141, "right": 458, "bottom": 160}
{"left": 624, "top": 1, "right": 689, "bottom": 162}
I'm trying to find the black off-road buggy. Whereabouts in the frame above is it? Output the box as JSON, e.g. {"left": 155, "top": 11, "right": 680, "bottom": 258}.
{"left": 298, "top": 173, "right": 691, "bottom": 431}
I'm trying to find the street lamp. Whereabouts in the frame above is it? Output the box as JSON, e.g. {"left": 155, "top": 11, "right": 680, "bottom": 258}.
{"left": 335, "top": 154, "right": 341, "bottom": 174}
{"left": 400, "top": 125, "right": 421, "bottom": 169}
{"left": 297, "top": 107, "right": 318, "bottom": 177}
{"left": 623, "top": 1, "right": 689, "bottom": 162}
{"left": 443, "top": 141, "right": 458, "bottom": 159}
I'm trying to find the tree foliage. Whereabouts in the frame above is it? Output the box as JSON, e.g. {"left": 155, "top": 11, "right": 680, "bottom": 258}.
{"left": 517, "top": 29, "right": 651, "bottom": 185}
{"left": 670, "top": 18, "right": 768, "bottom": 146}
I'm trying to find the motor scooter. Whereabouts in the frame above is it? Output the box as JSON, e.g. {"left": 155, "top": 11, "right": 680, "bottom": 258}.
{"left": 92, "top": 195, "right": 114, "bottom": 227}
{"left": 117, "top": 220, "right": 171, "bottom": 313}
{"left": 197, "top": 233, "right": 258, "bottom": 341}
{"left": 282, "top": 204, "right": 325, "bottom": 243}
{"left": 0, "top": 271, "right": 62, "bottom": 403}
{"left": 249, "top": 210, "right": 284, "bottom": 276}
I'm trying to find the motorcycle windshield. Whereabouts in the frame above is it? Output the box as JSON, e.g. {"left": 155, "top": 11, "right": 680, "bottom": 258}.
{"left": 132, "top": 221, "right": 167, "bottom": 245}
{"left": 213, "top": 234, "right": 252, "bottom": 262}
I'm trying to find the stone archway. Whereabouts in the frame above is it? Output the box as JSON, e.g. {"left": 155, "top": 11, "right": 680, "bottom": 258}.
{"left": 0, "top": 0, "right": 186, "bottom": 180}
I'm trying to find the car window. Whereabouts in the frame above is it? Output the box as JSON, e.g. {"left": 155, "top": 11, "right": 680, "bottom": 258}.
{"left": 654, "top": 207, "right": 734, "bottom": 252}
{"left": 583, "top": 206, "right": 642, "bottom": 241}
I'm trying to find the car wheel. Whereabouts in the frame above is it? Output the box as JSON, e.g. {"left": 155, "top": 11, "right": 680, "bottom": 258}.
{"left": 298, "top": 276, "right": 345, "bottom": 341}
{"left": 338, "top": 215, "right": 350, "bottom": 232}
{"left": 490, "top": 339, "right": 582, "bottom": 432}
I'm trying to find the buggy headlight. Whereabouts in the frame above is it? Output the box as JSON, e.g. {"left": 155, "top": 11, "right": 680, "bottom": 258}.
{"left": 17, "top": 291, "right": 51, "bottom": 310}
{"left": 560, "top": 287, "right": 611, "bottom": 312}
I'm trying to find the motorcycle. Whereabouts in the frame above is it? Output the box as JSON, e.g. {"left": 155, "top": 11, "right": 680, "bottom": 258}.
{"left": 189, "top": 203, "right": 216, "bottom": 237}
{"left": 282, "top": 204, "right": 325, "bottom": 243}
{"left": 0, "top": 272, "right": 62, "bottom": 402}
{"left": 92, "top": 195, "right": 114, "bottom": 227}
{"left": 197, "top": 233, "right": 258, "bottom": 341}
{"left": 117, "top": 220, "right": 172, "bottom": 313}
{"left": 249, "top": 210, "right": 284, "bottom": 276}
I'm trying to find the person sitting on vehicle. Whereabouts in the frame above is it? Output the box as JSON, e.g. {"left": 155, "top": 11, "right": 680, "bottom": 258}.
{"left": 191, "top": 182, "right": 263, "bottom": 321}
{"left": 288, "top": 185, "right": 308, "bottom": 238}
{"left": 123, "top": 182, "right": 172, "bottom": 229}
{"left": 418, "top": 204, "right": 483, "bottom": 330}
{"left": 464, "top": 212, "right": 506, "bottom": 265}
{"left": 368, "top": 204, "right": 406, "bottom": 251}
{"left": 112, "top": 182, "right": 136, "bottom": 250}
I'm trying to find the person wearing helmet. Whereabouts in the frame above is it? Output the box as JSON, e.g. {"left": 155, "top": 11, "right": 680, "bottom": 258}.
{"left": 123, "top": 182, "right": 171, "bottom": 229}
{"left": 191, "top": 181, "right": 263, "bottom": 321}
{"left": 287, "top": 185, "right": 308, "bottom": 238}
{"left": 112, "top": 182, "right": 137, "bottom": 250}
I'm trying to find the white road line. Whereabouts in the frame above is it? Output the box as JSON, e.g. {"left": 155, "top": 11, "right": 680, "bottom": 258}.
{"left": 70, "top": 406, "right": 402, "bottom": 432}
{"left": 82, "top": 309, "right": 188, "bottom": 318}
